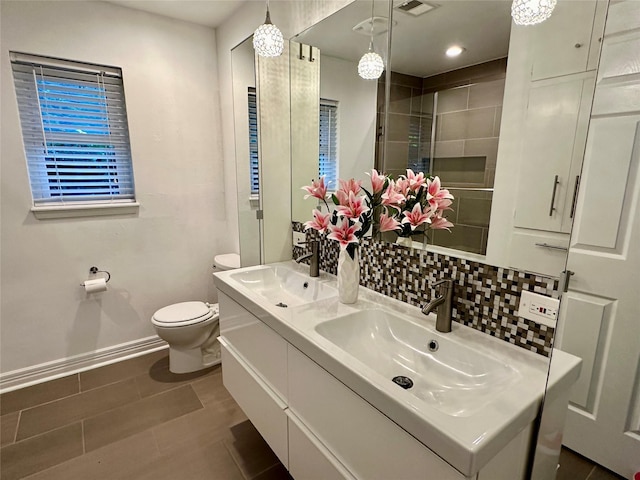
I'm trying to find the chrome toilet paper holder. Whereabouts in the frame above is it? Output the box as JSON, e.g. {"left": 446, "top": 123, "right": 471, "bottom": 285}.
{"left": 80, "top": 266, "right": 111, "bottom": 286}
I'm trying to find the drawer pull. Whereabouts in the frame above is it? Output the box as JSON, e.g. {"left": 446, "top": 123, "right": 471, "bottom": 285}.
{"left": 535, "top": 242, "right": 568, "bottom": 252}
{"left": 548, "top": 175, "right": 560, "bottom": 216}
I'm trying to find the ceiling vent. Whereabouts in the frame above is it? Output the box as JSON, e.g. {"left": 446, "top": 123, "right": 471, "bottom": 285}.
{"left": 393, "top": 0, "right": 439, "bottom": 17}
{"left": 352, "top": 16, "right": 392, "bottom": 36}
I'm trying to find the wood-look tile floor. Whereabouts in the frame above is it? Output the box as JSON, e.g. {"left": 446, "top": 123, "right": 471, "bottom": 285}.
{"left": 0, "top": 349, "right": 291, "bottom": 480}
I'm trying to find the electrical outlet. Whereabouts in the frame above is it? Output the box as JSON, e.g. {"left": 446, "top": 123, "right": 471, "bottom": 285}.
{"left": 517, "top": 290, "right": 560, "bottom": 328}
{"left": 293, "top": 231, "right": 306, "bottom": 246}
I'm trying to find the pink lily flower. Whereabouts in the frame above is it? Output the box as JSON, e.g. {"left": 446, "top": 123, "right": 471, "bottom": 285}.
{"left": 401, "top": 203, "right": 432, "bottom": 230}
{"left": 336, "top": 191, "right": 370, "bottom": 219}
{"left": 303, "top": 209, "right": 331, "bottom": 233}
{"left": 328, "top": 218, "right": 360, "bottom": 249}
{"left": 430, "top": 213, "right": 454, "bottom": 231}
{"left": 378, "top": 212, "right": 401, "bottom": 233}
{"left": 426, "top": 176, "right": 454, "bottom": 211}
{"left": 301, "top": 177, "right": 328, "bottom": 201}
{"left": 367, "top": 169, "right": 386, "bottom": 194}
{"left": 338, "top": 178, "right": 362, "bottom": 196}
{"left": 395, "top": 177, "right": 411, "bottom": 197}
{"left": 406, "top": 169, "right": 426, "bottom": 191}
{"left": 381, "top": 181, "right": 405, "bottom": 207}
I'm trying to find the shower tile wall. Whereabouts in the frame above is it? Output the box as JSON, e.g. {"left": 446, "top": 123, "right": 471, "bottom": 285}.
{"left": 376, "top": 72, "right": 433, "bottom": 178}
{"left": 292, "top": 221, "right": 557, "bottom": 357}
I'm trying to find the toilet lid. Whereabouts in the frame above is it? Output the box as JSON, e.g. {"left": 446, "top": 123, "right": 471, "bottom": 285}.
{"left": 214, "top": 253, "right": 240, "bottom": 270}
{"left": 152, "top": 301, "right": 216, "bottom": 327}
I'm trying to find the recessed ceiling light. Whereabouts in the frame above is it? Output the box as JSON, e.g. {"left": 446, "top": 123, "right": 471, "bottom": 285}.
{"left": 446, "top": 45, "right": 465, "bottom": 57}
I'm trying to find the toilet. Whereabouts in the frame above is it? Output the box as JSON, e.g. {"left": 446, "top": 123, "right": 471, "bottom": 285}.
{"left": 151, "top": 253, "right": 240, "bottom": 374}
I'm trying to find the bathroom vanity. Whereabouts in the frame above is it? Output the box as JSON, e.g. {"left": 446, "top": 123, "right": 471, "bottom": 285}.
{"left": 213, "top": 262, "right": 581, "bottom": 480}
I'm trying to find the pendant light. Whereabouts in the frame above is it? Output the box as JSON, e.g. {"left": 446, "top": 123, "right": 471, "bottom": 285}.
{"left": 253, "top": 0, "right": 284, "bottom": 57}
{"left": 358, "top": 0, "right": 384, "bottom": 80}
{"left": 511, "top": 0, "right": 557, "bottom": 26}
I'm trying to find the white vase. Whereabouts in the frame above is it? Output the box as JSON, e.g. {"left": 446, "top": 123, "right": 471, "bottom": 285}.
{"left": 396, "top": 236, "right": 413, "bottom": 248}
{"left": 338, "top": 247, "right": 360, "bottom": 304}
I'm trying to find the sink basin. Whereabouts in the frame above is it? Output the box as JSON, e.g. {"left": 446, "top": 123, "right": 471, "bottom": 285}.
{"left": 230, "top": 265, "right": 336, "bottom": 307}
{"left": 315, "top": 309, "right": 520, "bottom": 417}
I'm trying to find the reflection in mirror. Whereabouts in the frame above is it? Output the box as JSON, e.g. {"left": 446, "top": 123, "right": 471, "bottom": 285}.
{"left": 231, "top": 36, "right": 261, "bottom": 267}
{"left": 291, "top": 0, "right": 389, "bottom": 223}
{"left": 381, "top": 1, "right": 511, "bottom": 255}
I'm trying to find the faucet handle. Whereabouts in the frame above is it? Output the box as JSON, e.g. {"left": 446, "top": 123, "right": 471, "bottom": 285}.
{"left": 432, "top": 279, "right": 452, "bottom": 288}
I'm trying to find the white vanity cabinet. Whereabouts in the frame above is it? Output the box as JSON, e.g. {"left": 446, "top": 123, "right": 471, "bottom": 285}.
{"left": 217, "top": 292, "right": 534, "bottom": 480}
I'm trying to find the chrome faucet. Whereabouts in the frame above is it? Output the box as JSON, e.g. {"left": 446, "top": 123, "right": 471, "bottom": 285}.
{"left": 421, "top": 279, "right": 454, "bottom": 333}
{"left": 295, "top": 240, "right": 320, "bottom": 278}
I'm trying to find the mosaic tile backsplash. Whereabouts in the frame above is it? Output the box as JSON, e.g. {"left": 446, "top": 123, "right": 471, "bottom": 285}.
{"left": 293, "top": 222, "right": 558, "bottom": 357}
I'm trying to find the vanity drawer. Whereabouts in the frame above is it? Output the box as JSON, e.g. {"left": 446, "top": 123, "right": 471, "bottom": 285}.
{"left": 287, "top": 410, "right": 355, "bottom": 480}
{"left": 509, "top": 230, "right": 570, "bottom": 278}
{"left": 287, "top": 345, "right": 467, "bottom": 480}
{"left": 218, "top": 292, "right": 288, "bottom": 401}
{"left": 219, "top": 337, "right": 288, "bottom": 468}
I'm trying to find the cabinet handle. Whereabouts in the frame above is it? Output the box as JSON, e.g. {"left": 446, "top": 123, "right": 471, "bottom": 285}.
{"left": 570, "top": 175, "right": 580, "bottom": 219}
{"left": 535, "top": 243, "right": 568, "bottom": 252}
{"left": 548, "top": 175, "right": 560, "bottom": 216}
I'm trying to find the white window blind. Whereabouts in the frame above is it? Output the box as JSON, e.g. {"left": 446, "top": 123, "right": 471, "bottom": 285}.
{"left": 319, "top": 100, "right": 338, "bottom": 191}
{"left": 11, "top": 52, "right": 135, "bottom": 206}
{"left": 248, "top": 88, "right": 260, "bottom": 196}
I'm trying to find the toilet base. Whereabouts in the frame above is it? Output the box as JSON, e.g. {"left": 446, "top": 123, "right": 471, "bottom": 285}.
{"left": 169, "top": 346, "right": 219, "bottom": 374}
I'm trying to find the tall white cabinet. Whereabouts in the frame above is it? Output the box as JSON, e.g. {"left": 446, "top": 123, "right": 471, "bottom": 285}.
{"left": 492, "top": 0, "right": 607, "bottom": 277}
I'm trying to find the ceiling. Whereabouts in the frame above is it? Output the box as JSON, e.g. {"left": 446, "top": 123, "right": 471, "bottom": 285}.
{"left": 295, "top": 0, "right": 512, "bottom": 78}
{"left": 106, "top": 0, "right": 248, "bottom": 28}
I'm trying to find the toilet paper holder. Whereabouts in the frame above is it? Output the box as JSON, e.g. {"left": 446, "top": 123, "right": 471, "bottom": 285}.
{"left": 80, "top": 266, "right": 111, "bottom": 286}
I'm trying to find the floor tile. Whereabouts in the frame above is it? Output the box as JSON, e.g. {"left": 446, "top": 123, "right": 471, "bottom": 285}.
{"left": 557, "top": 447, "right": 595, "bottom": 480}
{"left": 83, "top": 384, "right": 202, "bottom": 452}
{"left": 252, "top": 463, "right": 293, "bottom": 480}
{"left": 0, "top": 375, "right": 79, "bottom": 415}
{"left": 1, "top": 412, "right": 19, "bottom": 447}
{"left": 22, "top": 430, "right": 159, "bottom": 480}
{"left": 135, "top": 363, "right": 217, "bottom": 398}
{"left": 191, "top": 368, "right": 235, "bottom": 406}
{"left": 153, "top": 398, "right": 247, "bottom": 454}
{"left": 224, "top": 420, "right": 280, "bottom": 480}
{"left": 79, "top": 349, "right": 168, "bottom": 392}
{"left": 136, "top": 439, "right": 244, "bottom": 480}
{"left": 0, "top": 423, "right": 83, "bottom": 480}
{"left": 588, "top": 466, "right": 626, "bottom": 480}
{"left": 16, "top": 378, "right": 139, "bottom": 441}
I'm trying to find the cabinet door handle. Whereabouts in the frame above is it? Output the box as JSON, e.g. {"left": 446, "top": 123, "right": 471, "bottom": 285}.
{"left": 548, "top": 175, "right": 560, "bottom": 216}
{"left": 570, "top": 175, "right": 580, "bottom": 219}
{"left": 535, "top": 243, "right": 568, "bottom": 251}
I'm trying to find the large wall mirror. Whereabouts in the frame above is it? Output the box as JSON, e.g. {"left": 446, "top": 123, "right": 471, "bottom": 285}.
{"left": 290, "top": 0, "right": 606, "bottom": 281}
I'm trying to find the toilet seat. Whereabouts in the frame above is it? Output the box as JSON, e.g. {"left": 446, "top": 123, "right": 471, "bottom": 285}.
{"left": 214, "top": 253, "right": 240, "bottom": 271}
{"left": 152, "top": 301, "right": 218, "bottom": 328}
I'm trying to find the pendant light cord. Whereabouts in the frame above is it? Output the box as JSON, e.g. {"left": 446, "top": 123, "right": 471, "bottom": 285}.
{"left": 369, "top": 0, "right": 375, "bottom": 52}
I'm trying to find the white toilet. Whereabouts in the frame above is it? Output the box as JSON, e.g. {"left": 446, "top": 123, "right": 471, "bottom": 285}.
{"left": 151, "top": 253, "right": 240, "bottom": 374}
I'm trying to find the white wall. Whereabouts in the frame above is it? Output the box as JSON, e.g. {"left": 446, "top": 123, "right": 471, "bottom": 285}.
{"left": 320, "top": 54, "right": 377, "bottom": 183}
{"left": 0, "top": 1, "right": 228, "bottom": 374}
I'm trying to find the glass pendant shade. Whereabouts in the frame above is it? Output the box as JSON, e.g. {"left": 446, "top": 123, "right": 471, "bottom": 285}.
{"left": 358, "top": 50, "right": 384, "bottom": 80}
{"left": 511, "top": 0, "right": 557, "bottom": 26}
{"left": 253, "top": 8, "right": 284, "bottom": 57}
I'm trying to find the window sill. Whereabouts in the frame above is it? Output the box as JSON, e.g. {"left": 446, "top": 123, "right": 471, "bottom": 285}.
{"left": 31, "top": 202, "right": 140, "bottom": 220}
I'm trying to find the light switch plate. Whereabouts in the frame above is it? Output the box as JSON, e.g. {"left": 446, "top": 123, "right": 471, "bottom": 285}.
{"left": 517, "top": 290, "right": 560, "bottom": 328}
{"left": 293, "top": 231, "right": 306, "bottom": 246}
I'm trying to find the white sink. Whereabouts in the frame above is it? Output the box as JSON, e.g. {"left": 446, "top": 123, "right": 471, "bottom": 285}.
{"left": 315, "top": 309, "right": 520, "bottom": 417}
{"left": 229, "top": 264, "right": 336, "bottom": 307}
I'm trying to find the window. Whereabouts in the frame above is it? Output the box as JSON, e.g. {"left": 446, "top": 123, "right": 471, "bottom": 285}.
{"left": 319, "top": 99, "right": 338, "bottom": 191}
{"left": 247, "top": 95, "right": 338, "bottom": 194}
{"left": 11, "top": 52, "right": 136, "bottom": 208}
{"left": 248, "top": 88, "right": 260, "bottom": 196}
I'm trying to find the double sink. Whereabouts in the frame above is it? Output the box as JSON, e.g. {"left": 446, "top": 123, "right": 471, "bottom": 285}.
{"left": 216, "top": 261, "right": 581, "bottom": 476}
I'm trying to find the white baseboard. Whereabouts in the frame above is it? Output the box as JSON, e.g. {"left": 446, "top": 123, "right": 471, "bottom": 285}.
{"left": 0, "top": 336, "right": 168, "bottom": 394}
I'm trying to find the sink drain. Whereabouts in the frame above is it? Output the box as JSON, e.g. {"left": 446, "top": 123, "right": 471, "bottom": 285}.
{"left": 392, "top": 375, "right": 413, "bottom": 389}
